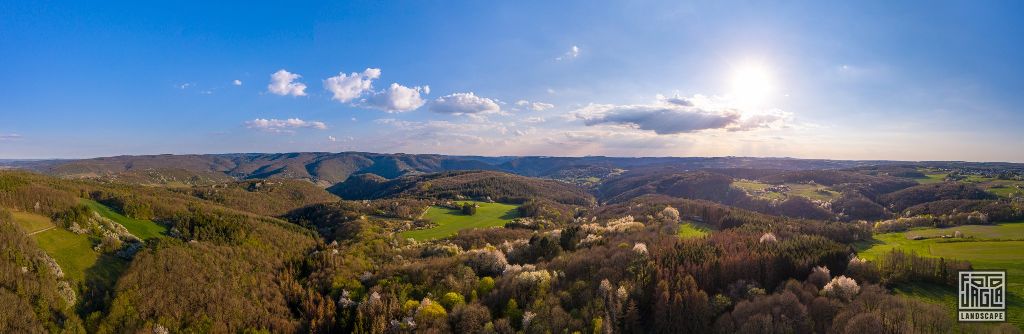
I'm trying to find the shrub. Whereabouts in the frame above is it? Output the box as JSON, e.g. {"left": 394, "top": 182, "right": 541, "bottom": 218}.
{"left": 823, "top": 276, "right": 860, "bottom": 301}
{"left": 415, "top": 298, "right": 448, "bottom": 329}
{"left": 477, "top": 276, "right": 496, "bottom": 297}
{"left": 462, "top": 202, "right": 478, "bottom": 216}
{"left": 465, "top": 249, "right": 508, "bottom": 276}
{"left": 449, "top": 303, "right": 491, "bottom": 333}
{"left": 440, "top": 292, "right": 466, "bottom": 310}
{"left": 808, "top": 266, "right": 831, "bottom": 289}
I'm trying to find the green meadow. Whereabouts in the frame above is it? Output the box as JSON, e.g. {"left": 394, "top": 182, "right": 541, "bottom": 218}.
{"left": 400, "top": 201, "right": 518, "bottom": 241}
{"left": 856, "top": 221, "right": 1024, "bottom": 327}
{"left": 82, "top": 199, "right": 167, "bottom": 240}
{"left": 11, "top": 211, "right": 54, "bottom": 234}
{"left": 915, "top": 173, "right": 949, "bottom": 184}
{"left": 10, "top": 202, "right": 157, "bottom": 291}
{"left": 677, "top": 221, "right": 710, "bottom": 239}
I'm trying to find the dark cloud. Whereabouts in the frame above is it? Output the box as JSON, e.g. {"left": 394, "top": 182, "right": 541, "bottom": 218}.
{"left": 574, "top": 95, "right": 791, "bottom": 135}
{"left": 582, "top": 106, "right": 739, "bottom": 134}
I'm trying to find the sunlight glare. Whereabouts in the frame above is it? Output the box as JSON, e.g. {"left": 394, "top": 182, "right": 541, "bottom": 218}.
{"left": 730, "top": 61, "right": 776, "bottom": 107}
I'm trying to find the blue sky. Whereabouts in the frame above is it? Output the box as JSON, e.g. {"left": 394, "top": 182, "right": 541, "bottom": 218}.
{"left": 2, "top": 1, "right": 1023, "bottom": 161}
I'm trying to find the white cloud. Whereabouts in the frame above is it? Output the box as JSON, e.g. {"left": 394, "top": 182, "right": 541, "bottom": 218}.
{"left": 360, "top": 83, "right": 428, "bottom": 112}
{"left": 267, "top": 69, "right": 307, "bottom": 96}
{"left": 572, "top": 94, "right": 791, "bottom": 134}
{"left": 324, "top": 68, "right": 381, "bottom": 102}
{"left": 0, "top": 134, "right": 22, "bottom": 140}
{"left": 328, "top": 135, "right": 337, "bottom": 142}
{"left": 556, "top": 45, "right": 580, "bottom": 61}
{"left": 233, "top": 79, "right": 242, "bottom": 86}
{"left": 177, "top": 83, "right": 192, "bottom": 90}
{"left": 429, "top": 92, "right": 501, "bottom": 115}
{"left": 245, "top": 118, "right": 326, "bottom": 133}
{"left": 515, "top": 100, "right": 555, "bottom": 111}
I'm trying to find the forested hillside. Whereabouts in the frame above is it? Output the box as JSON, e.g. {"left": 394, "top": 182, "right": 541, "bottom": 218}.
{"left": 1, "top": 158, "right": 1023, "bottom": 333}
{"left": 329, "top": 170, "right": 597, "bottom": 206}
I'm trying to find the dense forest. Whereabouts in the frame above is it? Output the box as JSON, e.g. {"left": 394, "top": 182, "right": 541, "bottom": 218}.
{"left": 1, "top": 156, "right": 1023, "bottom": 333}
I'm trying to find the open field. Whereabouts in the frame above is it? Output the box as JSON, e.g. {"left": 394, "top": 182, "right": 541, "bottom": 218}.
{"left": 732, "top": 180, "right": 837, "bottom": 201}
{"left": 11, "top": 211, "right": 54, "bottom": 234}
{"left": 82, "top": 199, "right": 167, "bottom": 240}
{"left": 915, "top": 173, "right": 948, "bottom": 184}
{"left": 785, "top": 183, "right": 839, "bottom": 201}
{"left": 677, "top": 221, "right": 710, "bottom": 239}
{"left": 903, "top": 221, "right": 1024, "bottom": 240}
{"left": 857, "top": 221, "right": 1024, "bottom": 327}
{"left": 12, "top": 209, "right": 129, "bottom": 291}
{"left": 400, "top": 201, "right": 518, "bottom": 240}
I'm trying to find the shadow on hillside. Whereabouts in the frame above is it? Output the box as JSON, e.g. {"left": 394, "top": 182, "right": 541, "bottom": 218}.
{"left": 853, "top": 237, "right": 884, "bottom": 252}
{"left": 500, "top": 208, "right": 519, "bottom": 220}
{"left": 77, "top": 253, "right": 128, "bottom": 321}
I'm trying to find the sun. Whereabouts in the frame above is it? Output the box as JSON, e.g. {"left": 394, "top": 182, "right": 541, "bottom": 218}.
{"left": 730, "top": 61, "right": 776, "bottom": 107}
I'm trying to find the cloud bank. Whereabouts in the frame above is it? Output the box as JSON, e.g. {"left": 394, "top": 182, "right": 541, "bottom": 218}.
{"left": 516, "top": 100, "right": 555, "bottom": 111}
{"left": 245, "top": 118, "right": 326, "bottom": 133}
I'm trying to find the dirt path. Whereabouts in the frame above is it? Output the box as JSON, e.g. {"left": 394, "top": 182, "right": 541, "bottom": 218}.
{"left": 28, "top": 226, "right": 55, "bottom": 236}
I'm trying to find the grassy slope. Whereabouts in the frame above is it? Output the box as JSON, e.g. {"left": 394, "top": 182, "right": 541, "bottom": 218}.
{"left": 915, "top": 173, "right": 948, "bottom": 184}
{"left": 732, "top": 180, "right": 784, "bottom": 201}
{"left": 677, "top": 221, "right": 710, "bottom": 239}
{"left": 11, "top": 211, "right": 54, "bottom": 233}
{"left": 11, "top": 209, "right": 132, "bottom": 290}
{"left": 915, "top": 171, "right": 1024, "bottom": 198}
{"left": 856, "top": 221, "right": 1024, "bottom": 328}
{"left": 400, "top": 201, "right": 518, "bottom": 241}
{"left": 32, "top": 227, "right": 98, "bottom": 284}
{"left": 82, "top": 199, "right": 167, "bottom": 240}
{"left": 785, "top": 183, "right": 840, "bottom": 201}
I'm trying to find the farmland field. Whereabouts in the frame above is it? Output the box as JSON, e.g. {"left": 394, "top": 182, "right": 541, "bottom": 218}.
{"left": 83, "top": 199, "right": 167, "bottom": 240}
{"left": 400, "top": 201, "right": 519, "bottom": 240}
{"left": 856, "top": 221, "right": 1024, "bottom": 327}
{"left": 732, "top": 180, "right": 837, "bottom": 201}
{"left": 785, "top": 183, "right": 839, "bottom": 201}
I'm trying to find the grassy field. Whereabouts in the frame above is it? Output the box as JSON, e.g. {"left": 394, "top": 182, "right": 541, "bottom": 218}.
{"left": 908, "top": 169, "right": 1024, "bottom": 198}
{"left": 900, "top": 222, "right": 1024, "bottom": 240}
{"left": 785, "top": 183, "right": 839, "bottom": 201}
{"left": 11, "top": 209, "right": 129, "bottom": 291}
{"left": 990, "top": 185, "right": 1024, "bottom": 198}
{"left": 857, "top": 221, "right": 1024, "bottom": 327}
{"left": 82, "top": 199, "right": 167, "bottom": 240}
{"left": 400, "top": 201, "right": 518, "bottom": 240}
{"left": 731, "top": 180, "right": 837, "bottom": 201}
{"left": 11, "top": 211, "right": 55, "bottom": 233}
{"left": 915, "top": 173, "right": 948, "bottom": 184}
{"left": 677, "top": 221, "right": 710, "bottom": 239}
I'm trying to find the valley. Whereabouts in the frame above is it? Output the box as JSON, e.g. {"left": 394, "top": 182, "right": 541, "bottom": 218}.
{"left": 1, "top": 154, "right": 1023, "bottom": 332}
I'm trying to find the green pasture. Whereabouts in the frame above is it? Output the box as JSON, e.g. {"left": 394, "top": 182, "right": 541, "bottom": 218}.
{"left": 677, "top": 221, "right": 710, "bottom": 239}
{"left": 400, "top": 201, "right": 518, "bottom": 241}
{"left": 82, "top": 199, "right": 167, "bottom": 240}
{"left": 856, "top": 221, "right": 1024, "bottom": 328}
